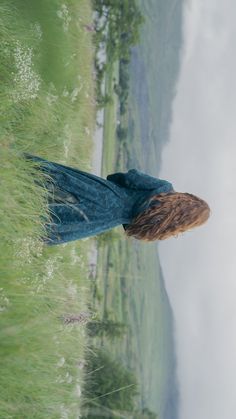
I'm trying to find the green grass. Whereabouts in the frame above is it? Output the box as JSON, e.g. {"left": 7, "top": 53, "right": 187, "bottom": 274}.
{"left": 101, "top": 61, "right": 120, "bottom": 176}
{"left": 92, "top": 52, "right": 173, "bottom": 416}
{"left": 94, "top": 230, "right": 171, "bottom": 416}
{"left": 0, "top": 0, "right": 96, "bottom": 417}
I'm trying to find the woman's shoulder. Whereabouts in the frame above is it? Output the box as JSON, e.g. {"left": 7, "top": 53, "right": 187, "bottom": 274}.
{"left": 107, "top": 168, "right": 173, "bottom": 193}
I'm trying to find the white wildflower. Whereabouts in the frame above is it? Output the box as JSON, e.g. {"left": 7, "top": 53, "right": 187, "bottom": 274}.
{"left": 84, "top": 126, "right": 90, "bottom": 136}
{"left": 46, "top": 92, "right": 58, "bottom": 105}
{"left": 31, "top": 22, "right": 43, "bottom": 40}
{"left": 62, "top": 87, "right": 69, "bottom": 97}
{"left": 70, "top": 247, "right": 82, "bottom": 265}
{"left": 66, "top": 282, "right": 77, "bottom": 297}
{"left": 65, "top": 372, "right": 73, "bottom": 384}
{"left": 57, "top": 10, "right": 63, "bottom": 19}
{"left": 77, "top": 360, "right": 86, "bottom": 370}
{"left": 64, "top": 52, "right": 76, "bottom": 67}
{"left": 14, "top": 237, "right": 43, "bottom": 263}
{"left": 63, "top": 124, "right": 72, "bottom": 158}
{"left": 60, "top": 404, "right": 69, "bottom": 419}
{"left": 70, "top": 83, "right": 83, "bottom": 102}
{"left": 63, "top": 142, "right": 69, "bottom": 158}
{"left": 45, "top": 82, "right": 59, "bottom": 105}
{"left": 57, "top": 357, "right": 65, "bottom": 368}
{"left": 13, "top": 41, "right": 41, "bottom": 102}
{"left": 57, "top": 4, "right": 72, "bottom": 32}
{"left": 75, "top": 384, "right": 82, "bottom": 398}
{"left": 0, "top": 289, "right": 10, "bottom": 313}
{"left": 42, "top": 256, "right": 60, "bottom": 283}
{"left": 56, "top": 374, "right": 65, "bottom": 384}
{"left": 53, "top": 335, "right": 60, "bottom": 345}
{"left": 80, "top": 328, "right": 86, "bottom": 337}
{"left": 71, "top": 87, "right": 80, "bottom": 103}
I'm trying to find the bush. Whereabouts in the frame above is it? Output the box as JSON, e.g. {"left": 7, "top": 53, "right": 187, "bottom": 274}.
{"left": 82, "top": 348, "right": 138, "bottom": 418}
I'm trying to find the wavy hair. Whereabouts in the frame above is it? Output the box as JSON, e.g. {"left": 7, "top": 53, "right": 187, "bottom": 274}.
{"left": 124, "top": 192, "right": 210, "bottom": 241}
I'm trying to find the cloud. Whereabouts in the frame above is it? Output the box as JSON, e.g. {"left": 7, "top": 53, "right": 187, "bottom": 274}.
{"left": 159, "top": 1, "right": 236, "bottom": 418}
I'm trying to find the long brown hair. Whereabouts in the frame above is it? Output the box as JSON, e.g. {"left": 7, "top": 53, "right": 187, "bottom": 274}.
{"left": 125, "top": 192, "right": 210, "bottom": 241}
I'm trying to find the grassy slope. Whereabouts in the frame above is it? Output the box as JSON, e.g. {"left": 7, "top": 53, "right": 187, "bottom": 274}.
{"left": 0, "top": 1, "right": 95, "bottom": 417}
{"left": 95, "top": 238, "right": 170, "bottom": 414}
{"left": 101, "top": 61, "right": 120, "bottom": 176}
{"left": 94, "top": 19, "right": 177, "bottom": 415}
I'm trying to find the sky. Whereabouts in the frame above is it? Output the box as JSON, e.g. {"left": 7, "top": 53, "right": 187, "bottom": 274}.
{"left": 159, "top": 1, "right": 236, "bottom": 419}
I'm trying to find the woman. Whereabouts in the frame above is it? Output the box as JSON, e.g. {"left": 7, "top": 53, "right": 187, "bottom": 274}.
{"left": 29, "top": 156, "right": 210, "bottom": 245}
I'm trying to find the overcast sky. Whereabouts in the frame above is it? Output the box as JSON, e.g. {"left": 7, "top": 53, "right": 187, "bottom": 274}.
{"left": 159, "top": 1, "right": 236, "bottom": 418}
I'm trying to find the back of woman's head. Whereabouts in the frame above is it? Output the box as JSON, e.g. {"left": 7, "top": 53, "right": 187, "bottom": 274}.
{"left": 125, "top": 192, "right": 210, "bottom": 241}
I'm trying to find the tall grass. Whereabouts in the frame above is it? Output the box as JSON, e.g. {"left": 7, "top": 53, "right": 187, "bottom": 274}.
{"left": 0, "top": 0, "right": 95, "bottom": 417}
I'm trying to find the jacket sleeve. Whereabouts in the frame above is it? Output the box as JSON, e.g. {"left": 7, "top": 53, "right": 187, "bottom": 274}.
{"left": 107, "top": 169, "right": 173, "bottom": 193}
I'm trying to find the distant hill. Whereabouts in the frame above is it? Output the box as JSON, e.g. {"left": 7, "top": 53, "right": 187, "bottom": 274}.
{"left": 128, "top": 0, "right": 184, "bottom": 172}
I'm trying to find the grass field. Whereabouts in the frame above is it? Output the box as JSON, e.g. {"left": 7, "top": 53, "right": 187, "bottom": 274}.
{"left": 101, "top": 61, "right": 120, "bottom": 176}
{"left": 94, "top": 234, "right": 172, "bottom": 415}
{"left": 0, "top": 1, "right": 96, "bottom": 417}
{"left": 93, "top": 43, "right": 175, "bottom": 416}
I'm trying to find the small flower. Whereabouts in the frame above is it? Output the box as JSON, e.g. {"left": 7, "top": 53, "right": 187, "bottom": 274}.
{"left": 65, "top": 372, "right": 73, "bottom": 384}
{"left": 31, "top": 22, "right": 43, "bottom": 40}
{"left": 71, "top": 87, "right": 80, "bottom": 103}
{"left": 66, "top": 282, "right": 78, "bottom": 297}
{"left": 75, "top": 384, "right": 82, "bottom": 397}
{"left": 56, "top": 4, "right": 72, "bottom": 32}
{"left": 57, "top": 357, "right": 65, "bottom": 368}
{"left": 84, "top": 126, "right": 90, "bottom": 136}
{"left": 77, "top": 360, "right": 86, "bottom": 370}
{"left": 62, "top": 88, "right": 69, "bottom": 97}
{"left": 46, "top": 92, "right": 58, "bottom": 106}
{"left": 13, "top": 40, "right": 41, "bottom": 102}
{"left": 70, "top": 247, "right": 82, "bottom": 265}
{"left": 0, "top": 288, "right": 10, "bottom": 312}
{"left": 60, "top": 404, "right": 69, "bottom": 419}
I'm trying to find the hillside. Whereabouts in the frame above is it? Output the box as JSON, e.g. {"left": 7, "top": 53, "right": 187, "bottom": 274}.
{"left": 128, "top": 0, "right": 184, "bottom": 172}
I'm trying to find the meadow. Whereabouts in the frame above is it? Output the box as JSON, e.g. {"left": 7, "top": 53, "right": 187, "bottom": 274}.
{"left": 0, "top": 0, "right": 180, "bottom": 416}
{"left": 0, "top": 0, "right": 96, "bottom": 417}
{"left": 90, "top": 2, "right": 180, "bottom": 412}
{"left": 89, "top": 70, "right": 174, "bottom": 418}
